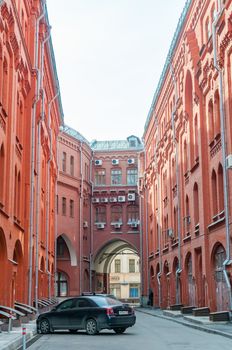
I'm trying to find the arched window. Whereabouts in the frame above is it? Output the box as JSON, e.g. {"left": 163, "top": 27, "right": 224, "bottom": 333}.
{"left": 193, "top": 183, "right": 199, "bottom": 225}
{"left": 218, "top": 164, "right": 224, "bottom": 212}
{"left": 208, "top": 99, "right": 214, "bottom": 142}
{"left": 212, "top": 169, "right": 217, "bottom": 216}
{"left": 70, "top": 155, "right": 74, "bottom": 176}
{"left": 14, "top": 166, "right": 17, "bottom": 218}
{"left": 17, "top": 171, "right": 21, "bottom": 220}
{"left": 95, "top": 206, "right": 106, "bottom": 223}
{"left": 174, "top": 206, "right": 178, "bottom": 238}
{"left": 183, "top": 139, "right": 188, "bottom": 174}
{"left": 214, "top": 90, "right": 220, "bottom": 136}
{"left": 0, "top": 144, "right": 5, "bottom": 204}
{"left": 111, "top": 205, "right": 122, "bottom": 223}
{"left": 194, "top": 114, "right": 199, "bottom": 160}
{"left": 2, "top": 58, "right": 8, "bottom": 110}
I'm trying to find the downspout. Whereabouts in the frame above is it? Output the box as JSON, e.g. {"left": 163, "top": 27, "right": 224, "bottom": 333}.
{"left": 154, "top": 116, "right": 162, "bottom": 307}
{"left": 212, "top": 0, "right": 232, "bottom": 311}
{"left": 46, "top": 90, "right": 59, "bottom": 299}
{"left": 144, "top": 149, "right": 149, "bottom": 304}
{"left": 137, "top": 151, "right": 144, "bottom": 303}
{"left": 170, "top": 63, "right": 182, "bottom": 304}
{"left": 89, "top": 152, "right": 94, "bottom": 292}
{"left": 79, "top": 142, "right": 84, "bottom": 294}
{"left": 35, "top": 20, "right": 50, "bottom": 309}
{"left": 28, "top": 0, "right": 45, "bottom": 307}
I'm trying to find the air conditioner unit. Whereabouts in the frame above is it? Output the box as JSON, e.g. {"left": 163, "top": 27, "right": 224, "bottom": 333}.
{"left": 226, "top": 154, "right": 232, "bottom": 169}
{"left": 92, "top": 198, "right": 100, "bottom": 203}
{"left": 96, "top": 223, "right": 105, "bottom": 229}
{"left": 184, "top": 216, "right": 191, "bottom": 225}
{"left": 83, "top": 221, "right": 88, "bottom": 228}
{"left": 118, "top": 196, "right": 126, "bottom": 202}
{"left": 131, "top": 222, "right": 138, "bottom": 228}
{"left": 95, "top": 159, "right": 102, "bottom": 166}
{"left": 112, "top": 159, "right": 119, "bottom": 165}
{"left": 128, "top": 158, "right": 135, "bottom": 165}
{"left": 101, "top": 198, "right": 108, "bottom": 203}
{"left": 167, "top": 228, "right": 174, "bottom": 238}
{"left": 109, "top": 197, "right": 117, "bottom": 203}
{"left": 114, "top": 223, "right": 121, "bottom": 229}
{"left": 128, "top": 193, "right": 135, "bottom": 201}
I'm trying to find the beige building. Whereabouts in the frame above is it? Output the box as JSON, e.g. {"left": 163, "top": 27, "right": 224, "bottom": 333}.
{"left": 109, "top": 250, "right": 140, "bottom": 304}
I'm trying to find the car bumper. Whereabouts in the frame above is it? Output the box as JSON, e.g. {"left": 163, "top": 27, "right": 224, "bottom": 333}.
{"left": 106, "top": 315, "right": 136, "bottom": 328}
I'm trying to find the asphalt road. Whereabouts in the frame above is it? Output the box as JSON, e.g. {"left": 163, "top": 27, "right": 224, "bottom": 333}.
{"left": 28, "top": 311, "right": 232, "bottom": 350}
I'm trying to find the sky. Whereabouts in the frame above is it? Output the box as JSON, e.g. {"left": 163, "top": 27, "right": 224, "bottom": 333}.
{"left": 46, "top": 0, "right": 187, "bottom": 142}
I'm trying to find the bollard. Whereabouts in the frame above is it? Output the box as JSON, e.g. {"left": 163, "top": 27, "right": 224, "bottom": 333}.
{"left": 8, "top": 314, "right": 12, "bottom": 333}
{"left": 22, "top": 325, "right": 26, "bottom": 350}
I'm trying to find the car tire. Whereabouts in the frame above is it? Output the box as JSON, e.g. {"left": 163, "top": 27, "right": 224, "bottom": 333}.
{"left": 113, "top": 328, "right": 126, "bottom": 334}
{"left": 69, "top": 329, "right": 78, "bottom": 334}
{"left": 85, "top": 318, "right": 98, "bottom": 335}
{"left": 39, "top": 318, "right": 50, "bottom": 334}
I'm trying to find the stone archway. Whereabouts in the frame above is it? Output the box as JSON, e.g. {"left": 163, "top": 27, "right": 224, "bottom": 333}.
{"left": 185, "top": 253, "right": 195, "bottom": 306}
{"left": 93, "top": 239, "right": 140, "bottom": 300}
{"left": 0, "top": 228, "right": 7, "bottom": 304}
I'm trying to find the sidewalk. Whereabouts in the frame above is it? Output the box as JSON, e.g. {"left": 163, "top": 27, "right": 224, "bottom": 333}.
{"left": 136, "top": 307, "right": 232, "bottom": 339}
{"left": 0, "top": 320, "right": 38, "bottom": 350}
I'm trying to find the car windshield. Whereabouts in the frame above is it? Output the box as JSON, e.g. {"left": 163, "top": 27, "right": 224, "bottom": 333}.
{"left": 91, "top": 296, "right": 122, "bottom": 307}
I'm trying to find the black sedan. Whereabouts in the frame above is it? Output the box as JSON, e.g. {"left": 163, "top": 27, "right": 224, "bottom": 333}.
{"left": 37, "top": 295, "right": 136, "bottom": 335}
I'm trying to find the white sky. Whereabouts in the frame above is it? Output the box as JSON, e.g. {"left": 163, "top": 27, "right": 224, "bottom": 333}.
{"left": 47, "top": 0, "right": 187, "bottom": 142}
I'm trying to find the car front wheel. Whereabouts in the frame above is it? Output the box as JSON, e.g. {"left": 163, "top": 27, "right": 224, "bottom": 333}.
{"left": 39, "top": 318, "right": 50, "bottom": 334}
{"left": 113, "top": 327, "right": 126, "bottom": 334}
{"left": 85, "top": 318, "right": 98, "bottom": 335}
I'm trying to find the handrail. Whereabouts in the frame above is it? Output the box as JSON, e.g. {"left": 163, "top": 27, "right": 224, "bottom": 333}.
{"left": 0, "top": 310, "right": 16, "bottom": 320}
{"left": 14, "top": 304, "right": 33, "bottom": 314}
{"left": 0, "top": 305, "right": 25, "bottom": 317}
{"left": 15, "top": 301, "right": 37, "bottom": 312}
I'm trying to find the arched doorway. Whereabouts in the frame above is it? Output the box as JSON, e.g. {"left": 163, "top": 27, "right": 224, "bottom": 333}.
{"left": 163, "top": 260, "right": 170, "bottom": 308}
{"left": 83, "top": 269, "right": 89, "bottom": 292}
{"left": 93, "top": 240, "right": 140, "bottom": 303}
{"left": 13, "top": 240, "right": 24, "bottom": 303}
{"left": 173, "top": 257, "right": 181, "bottom": 304}
{"left": 0, "top": 228, "right": 7, "bottom": 304}
{"left": 56, "top": 271, "right": 69, "bottom": 297}
{"left": 186, "top": 253, "right": 195, "bottom": 306}
{"left": 213, "top": 244, "right": 229, "bottom": 311}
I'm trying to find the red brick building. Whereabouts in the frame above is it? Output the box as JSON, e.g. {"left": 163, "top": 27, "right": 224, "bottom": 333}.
{"left": 140, "top": 0, "right": 232, "bottom": 312}
{"left": 56, "top": 133, "right": 143, "bottom": 296}
{"left": 0, "top": 0, "right": 62, "bottom": 308}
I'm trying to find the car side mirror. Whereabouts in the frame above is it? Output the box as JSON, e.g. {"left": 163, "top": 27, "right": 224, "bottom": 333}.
{"left": 51, "top": 307, "right": 57, "bottom": 311}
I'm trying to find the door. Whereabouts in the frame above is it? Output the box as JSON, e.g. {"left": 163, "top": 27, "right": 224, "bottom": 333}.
{"left": 68, "top": 298, "right": 95, "bottom": 329}
{"left": 187, "top": 255, "right": 195, "bottom": 306}
{"left": 51, "top": 298, "right": 74, "bottom": 329}
{"left": 214, "top": 245, "right": 229, "bottom": 311}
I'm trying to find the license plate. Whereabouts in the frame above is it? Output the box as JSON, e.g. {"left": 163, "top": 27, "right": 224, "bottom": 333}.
{"left": 119, "top": 310, "right": 128, "bottom": 315}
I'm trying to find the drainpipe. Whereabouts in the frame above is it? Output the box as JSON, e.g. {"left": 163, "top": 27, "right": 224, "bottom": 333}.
{"left": 79, "top": 142, "right": 84, "bottom": 294}
{"left": 170, "top": 63, "right": 182, "bottom": 304}
{"left": 45, "top": 90, "right": 59, "bottom": 298}
{"left": 143, "top": 149, "right": 149, "bottom": 305}
{"left": 154, "top": 116, "right": 162, "bottom": 307}
{"left": 35, "top": 11, "right": 50, "bottom": 310}
{"left": 89, "top": 152, "right": 94, "bottom": 292}
{"left": 28, "top": 0, "right": 45, "bottom": 307}
{"left": 212, "top": 0, "right": 232, "bottom": 311}
{"left": 137, "top": 151, "right": 144, "bottom": 304}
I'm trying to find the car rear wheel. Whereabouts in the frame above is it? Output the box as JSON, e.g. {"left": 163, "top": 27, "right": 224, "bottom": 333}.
{"left": 113, "top": 327, "right": 126, "bottom": 334}
{"left": 86, "top": 318, "right": 98, "bottom": 335}
{"left": 69, "top": 329, "right": 78, "bottom": 334}
{"left": 39, "top": 318, "right": 50, "bottom": 334}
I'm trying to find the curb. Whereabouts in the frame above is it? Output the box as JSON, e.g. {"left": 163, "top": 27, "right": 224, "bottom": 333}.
{"left": 136, "top": 308, "right": 232, "bottom": 340}
{"left": 1, "top": 330, "right": 39, "bottom": 350}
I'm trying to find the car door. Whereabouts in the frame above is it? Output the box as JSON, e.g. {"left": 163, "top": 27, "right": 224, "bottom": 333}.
{"left": 50, "top": 299, "right": 74, "bottom": 329}
{"left": 68, "top": 298, "right": 95, "bottom": 329}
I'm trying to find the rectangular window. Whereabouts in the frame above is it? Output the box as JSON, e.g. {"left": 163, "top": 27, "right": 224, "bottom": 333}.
{"left": 111, "top": 169, "right": 122, "bottom": 185}
{"left": 115, "top": 259, "right": 121, "bottom": 273}
{"left": 129, "top": 259, "right": 135, "bottom": 273}
{"left": 70, "top": 156, "right": 74, "bottom": 176}
{"left": 70, "top": 199, "right": 74, "bottom": 218}
{"left": 127, "top": 168, "right": 138, "bottom": 185}
{"left": 111, "top": 205, "right": 122, "bottom": 223}
{"left": 95, "top": 169, "right": 106, "bottom": 185}
{"left": 129, "top": 284, "right": 139, "bottom": 298}
{"left": 62, "top": 197, "right": 66, "bottom": 216}
{"left": 95, "top": 206, "right": 106, "bottom": 223}
{"left": 62, "top": 152, "right": 66, "bottom": 172}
